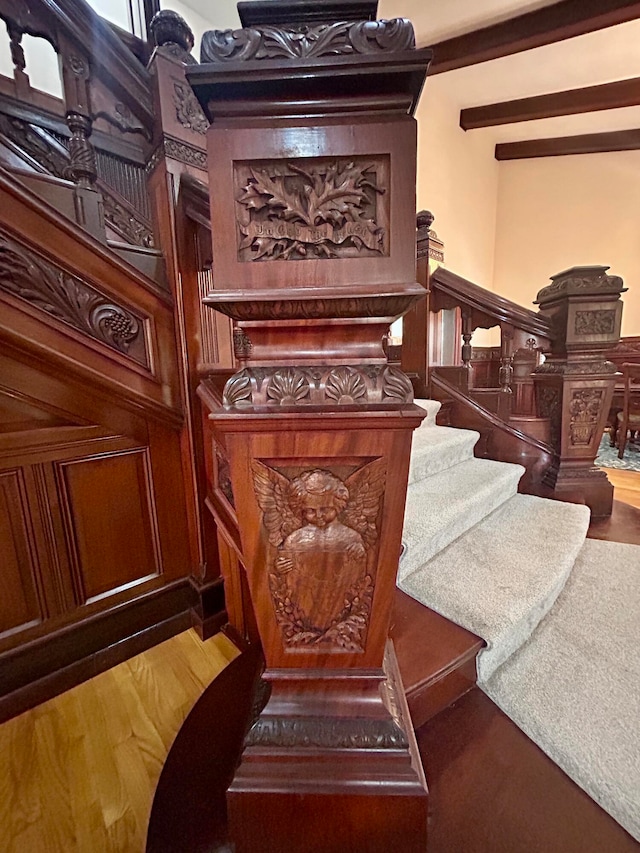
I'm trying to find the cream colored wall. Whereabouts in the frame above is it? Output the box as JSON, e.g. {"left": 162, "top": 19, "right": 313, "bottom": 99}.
{"left": 414, "top": 75, "right": 501, "bottom": 345}
{"left": 165, "top": 0, "right": 240, "bottom": 55}
{"left": 493, "top": 152, "right": 640, "bottom": 336}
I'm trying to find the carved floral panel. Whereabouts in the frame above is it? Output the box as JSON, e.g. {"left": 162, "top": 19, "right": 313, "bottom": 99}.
{"left": 251, "top": 458, "right": 386, "bottom": 652}
{"left": 574, "top": 310, "right": 616, "bottom": 337}
{"left": 569, "top": 388, "right": 603, "bottom": 446}
{"left": 234, "top": 156, "right": 390, "bottom": 262}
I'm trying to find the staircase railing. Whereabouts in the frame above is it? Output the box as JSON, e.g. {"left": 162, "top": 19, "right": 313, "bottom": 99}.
{"left": 402, "top": 214, "right": 626, "bottom": 517}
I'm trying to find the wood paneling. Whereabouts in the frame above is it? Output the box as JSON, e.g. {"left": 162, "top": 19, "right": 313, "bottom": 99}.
{"left": 57, "top": 448, "right": 162, "bottom": 604}
{"left": 0, "top": 469, "right": 44, "bottom": 638}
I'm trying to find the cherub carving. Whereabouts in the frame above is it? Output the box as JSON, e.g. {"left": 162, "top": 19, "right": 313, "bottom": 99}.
{"left": 251, "top": 458, "right": 386, "bottom": 649}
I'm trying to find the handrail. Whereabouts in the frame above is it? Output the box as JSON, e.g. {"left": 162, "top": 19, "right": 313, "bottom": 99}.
{"left": 431, "top": 372, "right": 554, "bottom": 457}
{"left": 430, "top": 266, "right": 554, "bottom": 342}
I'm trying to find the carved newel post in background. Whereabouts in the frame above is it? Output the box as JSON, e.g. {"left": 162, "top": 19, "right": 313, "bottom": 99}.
{"left": 187, "top": 2, "right": 431, "bottom": 850}
{"left": 533, "top": 266, "right": 626, "bottom": 517}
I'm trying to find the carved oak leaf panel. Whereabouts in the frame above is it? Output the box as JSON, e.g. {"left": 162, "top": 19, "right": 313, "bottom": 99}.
{"left": 0, "top": 233, "right": 148, "bottom": 365}
{"left": 234, "top": 156, "right": 388, "bottom": 262}
{"left": 251, "top": 459, "right": 386, "bottom": 652}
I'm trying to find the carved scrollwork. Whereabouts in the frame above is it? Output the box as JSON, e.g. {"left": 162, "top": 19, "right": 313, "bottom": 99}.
{"left": 246, "top": 716, "right": 407, "bottom": 749}
{"left": 574, "top": 310, "right": 616, "bottom": 336}
{"left": 172, "top": 81, "right": 208, "bottom": 135}
{"left": 221, "top": 365, "right": 414, "bottom": 408}
{"left": 163, "top": 136, "right": 207, "bottom": 170}
{"left": 252, "top": 459, "right": 386, "bottom": 651}
{"left": 0, "top": 233, "right": 147, "bottom": 364}
{"left": 201, "top": 18, "right": 415, "bottom": 62}
{"left": 569, "top": 389, "right": 603, "bottom": 446}
{"left": 266, "top": 368, "right": 311, "bottom": 405}
{"left": 235, "top": 157, "right": 388, "bottom": 261}
{"left": 102, "top": 194, "right": 155, "bottom": 248}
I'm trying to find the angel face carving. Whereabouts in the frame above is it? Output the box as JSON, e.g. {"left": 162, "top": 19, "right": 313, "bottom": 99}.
{"left": 252, "top": 460, "right": 386, "bottom": 651}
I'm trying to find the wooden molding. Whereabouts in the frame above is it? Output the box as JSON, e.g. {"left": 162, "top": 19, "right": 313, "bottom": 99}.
{"left": 428, "top": 0, "right": 640, "bottom": 74}
{"left": 461, "top": 77, "right": 640, "bottom": 129}
{"left": 495, "top": 128, "right": 640, "bottom": 159}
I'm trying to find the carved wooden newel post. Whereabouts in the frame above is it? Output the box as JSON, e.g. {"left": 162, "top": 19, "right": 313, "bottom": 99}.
{"left": 533, "top": 266, "right": 626, "bottom": 517}
{"left": 187, "top": 2, "right": 431, "bottom": 850}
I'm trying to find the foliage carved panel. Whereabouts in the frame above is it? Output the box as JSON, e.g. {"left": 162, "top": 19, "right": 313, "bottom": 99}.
{"left": 251, "top": 458, "right": 386, "bottom": 652}
{"left": 574, "top": 310, "right": 616, "bottom": 336}
{"left": 569, "top": 388, "right": 604, "bottom": 446}
{"left": 0, "top": 232, "right": 148, "bottom": 366}
{"left": 234, "top": 156, "right": 389, "bottom": 261}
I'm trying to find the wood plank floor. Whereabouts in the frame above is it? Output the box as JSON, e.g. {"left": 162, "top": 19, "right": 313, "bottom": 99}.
{"left": 0, "top": 629, "right": 238, "bottom": 853}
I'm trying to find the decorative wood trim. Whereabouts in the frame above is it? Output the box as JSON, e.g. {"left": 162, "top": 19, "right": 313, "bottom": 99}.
{"left": 495, "top": 129, "right": 640, "bottom": 160}
{"left": 0, "top": 579, "right": 197, "bottom": 724}
{"left": 427, "top": 0, "right": 640, "bottom": 74}
{"left": 461, "top": 77, "right": 640, "bottom": 130}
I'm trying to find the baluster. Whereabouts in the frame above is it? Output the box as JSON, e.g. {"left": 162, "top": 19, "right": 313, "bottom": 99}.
{"left": 461, "top": 308, "right": 473, "bottom": 369}
{"left": 65, "top": 111, "right": 97, "bottom": 187}
{"left": 499, "top": 325, "right": 514, "bottom": 393}
{"left": 6, "top": 21, "right": 30, "bottom": 97}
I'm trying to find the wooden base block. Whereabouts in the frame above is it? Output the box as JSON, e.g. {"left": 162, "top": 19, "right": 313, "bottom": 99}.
{"left": 227, "top": 750, "right": 428, "bottom": 853}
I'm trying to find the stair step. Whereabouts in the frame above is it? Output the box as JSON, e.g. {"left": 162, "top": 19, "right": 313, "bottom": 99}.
{"left": 400, "top": 457, "right": 524, "bottom": 582}
{"left": 409, "top": 424, "right": 479, "bottom": 485}
{"left": 414, "top": 398, "right": 441, "bottom": 427}
{"left": 400, "top": 493, "right": 590, "bottom": 680}
{"left": 392, "top": 589, "right": 484, "bottom": 729}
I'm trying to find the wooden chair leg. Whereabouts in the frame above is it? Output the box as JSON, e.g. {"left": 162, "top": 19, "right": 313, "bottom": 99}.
{"left": 617, "top": 417, "right": 627, "bottom": 459}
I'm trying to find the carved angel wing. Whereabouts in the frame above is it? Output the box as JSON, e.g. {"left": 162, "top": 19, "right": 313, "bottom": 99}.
{"left": 251, "top": 460, "right": 301, "bottom": 547}
{"left": 341, "top": 458, "right": 387, "bottom": 550}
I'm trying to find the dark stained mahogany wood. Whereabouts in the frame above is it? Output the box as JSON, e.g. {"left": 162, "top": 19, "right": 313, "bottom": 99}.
{"left": 461, "top": 77, "right": 640, "bottom": 130}
{"left": 418, "top": 688, "right": 639, "bottom": 853}
{"left": 496, "top": 128, "right": 640, "bottom": 160}
{"left": 427, "top": 0, "right": 640, "bottom": 74}
{"left": 391, "top": 589, "right": 483, "bottom": 729}
{"left": 146, "top": 639, "right": 263, "bottom": 853}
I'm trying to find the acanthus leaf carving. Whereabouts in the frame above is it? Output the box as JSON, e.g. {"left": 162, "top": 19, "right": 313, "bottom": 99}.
{"left": 0, "top": 233, "right": 147, "bottom": 364}
{"left": 381, "top": 366, "right": 413, "bottom": 402}
{"left": 266, "top": 368, "right": 310, "bottom": 405}
{"left": 201, "top": 18, "right": 415, "bottom": 63}
{"left": 252, "top": 459, "right": 386, "bottom": 651}
{"left": 172, "top": 80, "right": 209, "bottom": 135}
{"left": 325, "top": 366, "right": 367, "bottom": 404}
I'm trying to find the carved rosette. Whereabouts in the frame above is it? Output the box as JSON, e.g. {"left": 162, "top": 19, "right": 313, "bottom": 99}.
{"left": 569, "top": 389, "right": 603, "bottom": 446}
{"left": 235, "top": 157, "right": 388, "bottom": 261}
{"left": 201, "top": 18, "right": 415, "bottom": 63}
{"left": 223, "top": 365, "right": 414, "bottom": 407}
{"left": 0, "top": 232, "right": 147, "bottom": 364}
{"left": 251, "top": 459, "right": 386, "bottom": 652}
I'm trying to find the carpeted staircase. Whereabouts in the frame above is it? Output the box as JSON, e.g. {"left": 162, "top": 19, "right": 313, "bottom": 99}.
{"left": 400, "top": 401, "right": 640, "bottom": 842}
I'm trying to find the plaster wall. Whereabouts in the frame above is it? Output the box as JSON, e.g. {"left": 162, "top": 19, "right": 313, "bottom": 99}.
{"left": 493, "top": 152, "right": 640, "bottom": 336}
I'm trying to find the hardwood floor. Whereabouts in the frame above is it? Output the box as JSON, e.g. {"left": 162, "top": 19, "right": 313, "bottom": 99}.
{"left": 0, "top": 629, "right": 238, "bottom": 853}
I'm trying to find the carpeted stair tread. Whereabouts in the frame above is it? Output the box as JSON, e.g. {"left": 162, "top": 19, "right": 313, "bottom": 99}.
{"left": 409, "top": 425, "right": 479, "bottom": 485}
{"left": 399, "top": 457, "right": 524, "bottom": 582}
{"left": 414, "top": 398, "right": 441, "bottom": 427}
{"left": 400, "top": 494, "right": 591, "bottom": 680}
{"left": 483, "top": 538, "right": 640, "bottom": 842}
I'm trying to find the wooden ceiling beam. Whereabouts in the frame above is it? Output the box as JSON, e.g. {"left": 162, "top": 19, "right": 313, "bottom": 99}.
{"left": 428, "top": 0, "right": 640, "bottom": 75}
{"left": 495, "top": 128, "right": 640, "bottom": 159}
{"left": 461, "top": 78, "right": 640, "bottom": 129}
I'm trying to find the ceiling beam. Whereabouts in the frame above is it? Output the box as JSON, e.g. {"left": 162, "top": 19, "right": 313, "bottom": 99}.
{"left": 495, "top": 129, "right": 640, "bottom": 159}
{"left": 461, "top": 78, "right": 640, "bottom": 129}
{"left": 428, "top": 0, "right": 640, "bottom": 75}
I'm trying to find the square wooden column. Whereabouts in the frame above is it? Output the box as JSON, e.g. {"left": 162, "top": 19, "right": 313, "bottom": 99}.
{"left": 188, "top": 3, "right": 432, "bottom": 849}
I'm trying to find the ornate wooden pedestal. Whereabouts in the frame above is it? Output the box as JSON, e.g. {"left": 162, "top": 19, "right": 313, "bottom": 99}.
{"left": 533, "top": 266, "right": 626, "bottom": 517}
{"left": 188, "top": 1, "right": 431, "bottom": 850}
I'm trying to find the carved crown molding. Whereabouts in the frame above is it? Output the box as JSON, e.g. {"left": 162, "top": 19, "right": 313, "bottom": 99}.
{"left": 223, "top": 365, "right": 414, "bottom": 408}
{"left": 246, "top": 715, "right": 407, "bottom": 749}
{"left": 535, "top": 266, "right": 626, "bottom": 305}
{"left": 0, "top": 232, "right": 148, "bottom": 365}
{"left": 201, "top": 18, "right": 415, "bottom": 63}
{"left": 534, "top": 360, "right": 617, "bottom": 376}
{"left": 147, "top": 136, "right": 207, "bottom": 173}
